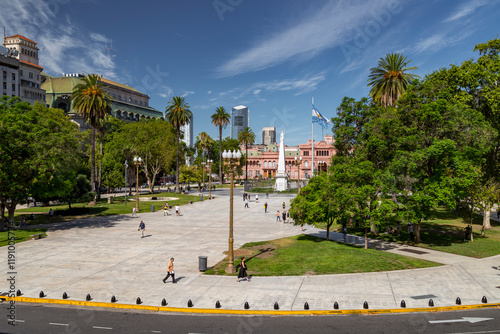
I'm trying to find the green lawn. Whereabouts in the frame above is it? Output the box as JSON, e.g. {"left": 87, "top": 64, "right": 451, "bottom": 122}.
{"left": 336, "top": 207, "right": 500, "bottom": 258}
{"left": 12, "top": 192, "right": 202, "bottom": 227}
{"left": 0, "top": 228, "right": 48, "bottom": 247}
{"left": 205, "top": 234, "right": 440, "bottom": 276}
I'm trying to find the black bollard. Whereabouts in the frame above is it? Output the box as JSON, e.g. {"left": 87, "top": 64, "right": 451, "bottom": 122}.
{"left": 16, "top": 289, "right": 22, "bottom": 297}
{"left": 244, "top": 302, "right": 250, "bottom": 310}
{"left": 161, "top": 298, "right": 167, "bottom": 306}
{"left": 304, "top": 302, "right": 309, "bottom": 310}
{"left": 39, "top": 291, "right": 45, "bottom": 298}
{"left": 482, "top": 296, "right": 488, "bottom": 303}
{"left": 111, "top": 295, "right": 117, "bottom": 303}
{"left": 215, "top": 300, "right": 221, "bottom": 309}
{"left": 136, "top": 297, "right": 142, "bottom": 305}
{"left": 86, "top": 294, "right": 92, "bottom": 301}
{"left": 428, "top": 299, "right": 434, "bottom": 307}
{"left": 333, "top": 301, "right": 339, "bottom": 310}
{"left": 274, "top": 302, "right": 279, "bottom": 310}
{"left": 62, "top": 292, "right": 68, "bottom": 299}
{"left": 456, "top": 297, "right": 461, "bottom": 305}
{"left": 363, "top": 301, "right": 369, "bottom": 309}
{"left": 187, "top": 299, "right": 193, "bottom": 307}
{"left": 400, "top": 300, "right": 406, "bottom": 308}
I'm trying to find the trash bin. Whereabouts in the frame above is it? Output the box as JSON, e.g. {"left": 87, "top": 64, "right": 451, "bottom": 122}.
{"left": 151, "top": 205, "right": 155, "bottom": 212}
{"left": 200, "top": 195, "right": 203, "bottom": 201}
{"left": 198, "top": 256, "right": 208, "bottom": 272}
{"left": 107, "top": 196, "right": 113, "bottom": 204}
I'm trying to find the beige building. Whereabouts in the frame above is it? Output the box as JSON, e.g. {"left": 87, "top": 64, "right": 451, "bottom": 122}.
{"left": 3, "top": 34, "right": 46, "bottom": 104}
{"left": 261, "top": 126, "right": 276, "bottom": 145}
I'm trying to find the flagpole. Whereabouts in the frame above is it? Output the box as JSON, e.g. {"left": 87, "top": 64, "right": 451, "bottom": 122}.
{"left": 311, "top": 97, "right": 314, "bottom": 177}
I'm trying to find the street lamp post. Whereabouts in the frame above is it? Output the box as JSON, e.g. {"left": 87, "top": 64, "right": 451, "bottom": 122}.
{"left": 295, "top": 156, "right": 302, "bottom": 194}
{"left": 124, "top": 160, "right": 128, "bottom": 204}
{"left": 201, "top": 162, "right": 206, "bottom": 192}
{"left": 207, "top": 159, "right": 213, "bottom": 198}
{"left": 133, "top": 156, "right": 142, "bottom": 212}
{"left": 223, "top": 149, "right": 241, "bottom": 274}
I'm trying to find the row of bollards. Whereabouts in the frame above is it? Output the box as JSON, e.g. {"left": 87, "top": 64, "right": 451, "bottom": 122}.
{"left": 22, "top": 290, "right": 490, "bottom": 310}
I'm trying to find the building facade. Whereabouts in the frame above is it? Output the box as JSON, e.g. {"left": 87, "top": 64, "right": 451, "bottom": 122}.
{"left": 237, "top": 135, "right": 336, "bottom": 180}
{"left": 42, "top": 73, "right": 163, "bottom": 128}
{"left": 0, "top": 46, "right": 19, "bottom": 97}
{"left": 230, "top": 105, "right": 249, "bottom": 140}
{"left": 3, "top": 35, "right": 45, "bottom": 104}
{"left": 262, "top": 126, "right": 276, "bottom": 145}
{"left": 180, "top": 114, "right": 194, "bottom": 148}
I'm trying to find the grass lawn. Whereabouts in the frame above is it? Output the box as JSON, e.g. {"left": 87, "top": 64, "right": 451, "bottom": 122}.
{"left": 0, "top": 228, "right": 48, "bottom": 247}
{"left": 205, "top": 234, "right": 440, "bottom": 276}
{"left": 334, "top": 207, "right": 500, "bottom": 259}
{"left": 11, "top": 192, "right": 202, "bottom": 227}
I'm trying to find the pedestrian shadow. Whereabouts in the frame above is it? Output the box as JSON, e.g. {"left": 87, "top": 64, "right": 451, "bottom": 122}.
{"left": 175, "top": 276, "right": 186, "bottom": 282}
{"left": 143, "top": 234, "right": 153, "bottom": 238}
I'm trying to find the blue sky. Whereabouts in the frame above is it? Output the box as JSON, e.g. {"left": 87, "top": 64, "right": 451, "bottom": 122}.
{"left": 2, "top": 0, "right": 499, "bottom": 145}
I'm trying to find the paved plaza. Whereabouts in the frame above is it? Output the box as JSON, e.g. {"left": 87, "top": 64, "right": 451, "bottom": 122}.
{"left": 2, "top": 189, "right": 500, "bottom": 311}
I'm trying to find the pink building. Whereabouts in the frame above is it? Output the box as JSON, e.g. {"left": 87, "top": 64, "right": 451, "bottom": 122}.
{"left": 238, "top": 135, "right": 336, "bottom": 180}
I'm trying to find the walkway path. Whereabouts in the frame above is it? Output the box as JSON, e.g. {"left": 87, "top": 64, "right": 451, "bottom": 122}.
{"left": 2, "top": 188, "right": 499, "bottom": 311}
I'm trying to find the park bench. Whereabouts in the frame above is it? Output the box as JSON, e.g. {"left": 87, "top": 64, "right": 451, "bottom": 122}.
{"left": 30, "top": 233, "right": 43, "bottom": 240}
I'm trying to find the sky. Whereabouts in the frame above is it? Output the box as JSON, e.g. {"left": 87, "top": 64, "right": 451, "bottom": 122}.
{"left": 1, "top": 0, "right": 499, "bottom": 145}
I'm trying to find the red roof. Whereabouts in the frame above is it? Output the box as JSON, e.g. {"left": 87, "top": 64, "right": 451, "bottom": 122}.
{"left": 20, "top": 59, "right": 43, "bottom": 70}
{"left": 5, "top": 34, "right": 37, "bottom": 44}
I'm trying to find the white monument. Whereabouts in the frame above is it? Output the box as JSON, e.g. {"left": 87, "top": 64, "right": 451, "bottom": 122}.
{"left": 274, "top": 131, "right": 288, "bottom": 191}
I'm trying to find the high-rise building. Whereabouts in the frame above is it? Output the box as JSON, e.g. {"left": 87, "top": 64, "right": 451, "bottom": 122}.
{"left": 262, "top": 127, "right": 276, "bottom": 145}
{"left": 180, "top": 114, "right": 194, "bottom": 148}
{"left": 230, "top": 105, "right": 249, "bottom": 140}
{"left": 3, "top": 34, "right": 45, "bottom": 104}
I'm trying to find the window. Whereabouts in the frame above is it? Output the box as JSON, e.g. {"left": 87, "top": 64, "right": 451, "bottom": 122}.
{"left": 304, "top": 161, "right": 308, "bottom": 168}
{"left": 12, "top": 73, "right": 15, "bottom": 81}
{"left": 249, "top": 171, "right": 253, "bottom": 177}
{"left": 2, "top": 71, "right": 6, "bottom": 80}
{"left": 264, "top": 161, "right": 268, "bottom": 168}
{"left": 273, "top": 161, "right": 276, "bottom": 168}
{"left": 20, "top": 70, "right": 23, "bottom": 77}
{"left": 2, "top": 82, "right": 6, "bottom": 90}
{"left": 12, "top": 84, "right": 15, "bottom": 92}
{"left": 303, "top": 151, "right": 309, "bottom": 156}
{"left": 29, "top": 72, "right": 33, "bottom": 79}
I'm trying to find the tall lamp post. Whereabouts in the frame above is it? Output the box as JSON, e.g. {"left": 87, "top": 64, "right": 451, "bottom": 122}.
{"left": 295, "top": 156, "right": 302, "bottom": 194}
{"left": 223, "top": 149, "right": 241, "bottom": 274}
{"left": 124, "top": 160, "right": 128, "bottom": 204}
{"left": 201, "top": 162, "right": 206, "bottom": 192}
{"left": 133, "top": 156, "right": 142, "bottom": 211}
{"left": 207, "top": 159, "right": 213, "bottom": 198}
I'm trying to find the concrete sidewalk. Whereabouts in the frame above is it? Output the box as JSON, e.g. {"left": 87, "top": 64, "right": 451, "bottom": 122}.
{"left": 2, "top": 189, "right": 499, "bottom": 311}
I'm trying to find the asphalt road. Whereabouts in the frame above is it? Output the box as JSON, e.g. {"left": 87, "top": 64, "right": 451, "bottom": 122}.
{"left": 1, "top": 304, "right": 499, "bottom": 334}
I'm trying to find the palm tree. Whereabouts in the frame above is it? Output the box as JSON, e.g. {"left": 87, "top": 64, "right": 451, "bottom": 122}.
{"left": 165, "top": 96, "right": 192, "bottom": 193}
{"left": 211, "top": 106, "right": 230, "bottom": 185}
{"left": 238, "top": 127, "right": 256, "bottom": 183}
{"left": 71, "top": 74, "right": 113, "bottom": 195}
{"left": 367, "top": 53, "right": 420, "bottom": 107}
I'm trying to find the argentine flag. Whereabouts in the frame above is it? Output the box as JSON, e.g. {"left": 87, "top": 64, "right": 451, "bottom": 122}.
{"left": 312, "top": 105, "right": 330, "bottom": 129}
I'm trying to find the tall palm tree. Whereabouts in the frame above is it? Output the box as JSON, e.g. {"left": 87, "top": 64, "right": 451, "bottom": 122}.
{"left": 238, "top": 127, "right": 256, "bottom": 183}
{"left": 211, "top": 106, "right": 230, "bottom": 185}
{"left": 165, "top": 96, "right": 192, "bottom": 193}
{"left": 71, "top": 74, "right": 113, "bottom": 194}
{"left": 367, "top": 53, "right": 420, "bottom": 107}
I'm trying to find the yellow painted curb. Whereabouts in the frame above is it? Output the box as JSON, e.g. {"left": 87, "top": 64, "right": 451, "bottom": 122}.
{"left": 1, "top": 296, "right": 499, "bottom": 315}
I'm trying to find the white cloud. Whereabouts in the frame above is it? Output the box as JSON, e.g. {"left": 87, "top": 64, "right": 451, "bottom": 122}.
{"left": 411, "top": 29, "right": 474, "bottom": 54}
{"left": 216, "top": 0, "right": 399, "bottom": 77}
{"left": 159, "top": 86, "right": 174, "bottom": 98}
{"left": 182, "top": 91, "right": 195, "bottom": 97}
{"left": 90, "top": 32, "right": 110, "bottom": 44}
{"left": 444, "top": 0, "right": 489, "bottom": 22}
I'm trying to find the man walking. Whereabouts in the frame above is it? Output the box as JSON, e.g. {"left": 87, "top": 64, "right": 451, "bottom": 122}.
{"left": 244, "top": 198, "right": 249, "bottom": 208}
{"left": 162, "top": 258, "right": 176, "bottom": 283}
{"left": 276, "top": 210, "right": 281, "bottom": 222}
{"left": 175, "top": 205, "right": 180, "bottom": 216}
{"left": 138, "top": 220, "right": 146, "bottom": 238}
{"left": 264, "top": 202, "right": 268, "bottom": 213}
{"left": 132, "top": 206, "right": 138, "bottom": 218}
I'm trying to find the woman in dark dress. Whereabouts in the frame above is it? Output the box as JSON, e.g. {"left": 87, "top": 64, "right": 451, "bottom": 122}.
{"left": 237, "top": 257, "right": 249, "bottom": 282}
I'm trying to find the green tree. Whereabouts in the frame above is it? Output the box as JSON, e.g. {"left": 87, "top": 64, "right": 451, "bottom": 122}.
{"left": 211, "top": 106, "right": 230, "bottom": 185}
{"left": 71, "top": 74, "right": 113, "bottom": 194}
{"left": 0, "top": 97, "right": 79, "bottom": 227}
{"left": 238, "top": 127, "right": 256, "bottom": 183}
{"left": 63, "top": 174, "right": 93, "bottom": 209}
{"left": 165, "top": 96, "right": 192, "bottom": 193}
{"left": 368, "top": 53, "right": 420, "bottom": 107}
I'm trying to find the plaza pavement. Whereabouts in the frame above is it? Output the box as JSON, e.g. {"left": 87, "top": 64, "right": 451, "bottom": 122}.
{"left": 2, "top": 188, "right": 500, "bottom": 311}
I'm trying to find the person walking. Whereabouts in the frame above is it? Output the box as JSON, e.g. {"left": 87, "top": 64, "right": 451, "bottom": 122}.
{"left": 408, "top": 222, "right": 414, "bottom": 242}
{"left": 276, "top": 210, "right": 281, "bottom": 222}
{"left": 175, "top": 205, "right": 180, "bottom": 216}
{"left": 49, "top": 208, "right": 54, "bottom": 221}
{"left": 132, "top": 206, "right": 138, "bottom": 218}
{"left": 138, "top": 220, "right": 146, "bottom": 238}
{"left": 266, "top": 191, "right": 269, "bottom": 199}
{"left": 264, "top": 202, "right": 268, "bottom": 213}
{"left": 282, "top": 210, "right": 287, "bottom": 223}
{"left": 162, "top": 258, "right": 176, "bottom": 283}
{"left": 464, "top": 225, "right": 471, "bottom": 241}
{"left": 255, "top": 194, "right": 259, "bottom": 203}
{"left": 163, "top": 202, "right": 169, "bottom": 216}
{"left": 287, "top": 211, "right": 290, "bottom": 223}
{"left": 237, "top": 256, "right": 249, "bottom": 282}
{"left": 282, "top": 202, "right": 286, "bottom": 210}
{"left": 244, "top": 198, "right": 249, "bottom": 208}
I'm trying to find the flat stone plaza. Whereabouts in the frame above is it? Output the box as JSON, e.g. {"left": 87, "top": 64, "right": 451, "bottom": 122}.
{"left": 2, "top": 189, "right": 500, "bottom": 310}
